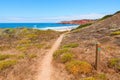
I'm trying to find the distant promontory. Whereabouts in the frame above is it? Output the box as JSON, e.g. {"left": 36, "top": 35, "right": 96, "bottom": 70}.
{"left": 60, "top": 19, "right": 96, "bottom": 25}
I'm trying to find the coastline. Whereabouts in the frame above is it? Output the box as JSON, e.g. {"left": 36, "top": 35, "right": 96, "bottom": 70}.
{"left": 0, "top": 23, "right": 79, "bottom": 31}
{"left": 38, "top": 25, "right": 79, "bottom": 31}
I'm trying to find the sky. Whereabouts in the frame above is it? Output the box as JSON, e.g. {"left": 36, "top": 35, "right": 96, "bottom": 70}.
{"left": 0, "top": 0, "right": 120, "bottom": 23}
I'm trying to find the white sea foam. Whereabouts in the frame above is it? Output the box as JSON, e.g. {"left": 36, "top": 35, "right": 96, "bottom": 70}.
{"left": 35, "top": 25, "right": 79, "bottom": 31}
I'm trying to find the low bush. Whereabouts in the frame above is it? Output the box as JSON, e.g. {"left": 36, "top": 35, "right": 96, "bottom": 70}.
{"left": 80, "top": 74, "right": 107, "bottom": 80}
{"left": 61, "top": 53, "right": 74, "bottom": 63}
{"left": 76, "top": 23, "right": 92, "bottom": 29}
{"left": 108, "top": 58, "right": 120, "bottom": 70}
{"left": 114, "top": 10, "right": 120, "bottom": 15}
{"left": 0, "top": 60, "right": 17, "bottom": 71}
{"left": 80, "top": 77, "right": 96, "bottom": 80}
{"left": 66, "top": 60, "right": 92, "bottom": 75}
{"left": 2, "top": 28, "right": 15, "bottom": 34}
{"left": 28, "top": 54, "right": 37, "bottom": 59}
{"left": 71, "top": 29, "right": 81, "bottom": 33}
{"left": 53, "top": 48, "right": 70, "bottom": 59}
{"left": 16, "top": 45, "right": 30, "bottom": 52}
{"left": 17, "top": 39, "right": 31, "bottom": 45}
{"left": 62, "top": 43, "right": 79, "bottom": 48}
{"left": 17, "top": 54, "right": 26, "bottom": 59}
{"left": 35, "top": 44, "right": 45, "bottom": 49}
{"left": 17, "top": 53, "right": 37, "bottom": 59}
{"left": 95, "top": 73, "right": 107, "bottom": 80}
{"left": 0, "top": 54, "right": 15, "bottom": 60}
{"left": 100, "top": 15, "right": 113, "bottom": 21}
{"left": 111, "top": 31, "right": 120, "bottom": 36}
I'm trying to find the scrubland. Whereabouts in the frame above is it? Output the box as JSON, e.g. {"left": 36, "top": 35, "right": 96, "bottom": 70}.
{"left": 52, "top": 11, "right": 120, "bottom": 80}
{"left": 0, "top": 28, "right": 60, "bottom": 80}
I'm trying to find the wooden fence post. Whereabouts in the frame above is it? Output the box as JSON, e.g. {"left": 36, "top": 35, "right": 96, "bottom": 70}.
{"left": 95, "top": 42, "right": 101, "bottom": 70}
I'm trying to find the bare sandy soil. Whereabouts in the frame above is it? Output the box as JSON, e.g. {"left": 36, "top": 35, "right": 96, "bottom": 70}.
{"left": 36, "top": 34, "right": 65, "bottom": 80}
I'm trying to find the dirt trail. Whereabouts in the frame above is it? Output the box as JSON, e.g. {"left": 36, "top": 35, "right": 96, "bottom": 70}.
{"left": 36, "top": 34, "right": 65, "bottom": 80}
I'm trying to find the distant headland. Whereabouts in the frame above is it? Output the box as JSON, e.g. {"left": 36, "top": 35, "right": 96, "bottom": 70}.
{"left": 60, "top": 19, "right": 96, "bottom": 25}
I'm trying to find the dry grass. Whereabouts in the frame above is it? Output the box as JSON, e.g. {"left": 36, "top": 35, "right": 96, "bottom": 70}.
{"left": 66, "top": 60, "right": 92, "bottom": 75}
{"left": 62, "top": 43, "right": 79, "bottom": 48}
{"left": 53, "top": 11, "right": 120, "bottom": 80}
{"left": 53, "top": 48, "right": 70, "bottom": 60}
{"left": 0, "top": 28, "right": 60, "bottom": 80}
{"left": 0, "top": 60, "right": 17, "bottom": 71}
{"left": 61, "top": 53, "right": 74, "bottom": 63}
{"left": 80, "top": 77, "right": 96, "bottom": 80}
{"left": 108, "top": 58, "right": 120, "bottom": 71}
{"left": 111, "top": 30, "right": 120, "bottom": 36}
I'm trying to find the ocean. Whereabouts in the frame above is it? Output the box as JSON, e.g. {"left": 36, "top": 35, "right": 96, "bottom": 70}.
{"left": 0, "top": 23, "right": 79, "bottom": 31}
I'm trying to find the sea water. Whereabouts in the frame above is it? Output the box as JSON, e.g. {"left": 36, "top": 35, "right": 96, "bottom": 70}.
{"left": 0, "top": 23, "right": 79, "bottom": 31}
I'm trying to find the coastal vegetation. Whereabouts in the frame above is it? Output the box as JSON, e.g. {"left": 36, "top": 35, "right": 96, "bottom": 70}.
{"left": 114, "top": 10, "right": 120, "bottom": 15}
{"left": 0, "top": 60, "right": 17, "bottom": 71}
{"left": 99, "top": 10, "right": 120, "bottom": 21}
{"left": 72, "top": 10, "right": 120, "bottom": 33}
{"left": 62, "top": 43, "right": 79, "bottom": 48}
{"left": 0, "top": 10, "right": 120, "bottom": 80}
{"left": 108, "top": 58, "right": 120, "bottom": 71}
{"left": 53, "top": 10, "right": 120, "bottom": 80}
{"left": 80, "top": 73, "right": 107, "bottom": 80}
{"left": 76, "top": 23, "right": 92, "bottom": 29}
{"left": 66, "top": 60, "right": 92, "bottom": 75}
{"left": 0, "top": 28, "right": 60, "bottom": 80}
{"left": 111, "top": 30, "right": 120, "bottom": 36}
{"left": 53, "top": 42, "right": 93, "bottom": 78}
{"left": 99, "top": 15, "right": 113, "bottom": 21}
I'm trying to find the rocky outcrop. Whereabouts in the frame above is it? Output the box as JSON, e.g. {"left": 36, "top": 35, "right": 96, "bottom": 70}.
{"left": 60, "top": 19, "right": 95, "bottom": 25}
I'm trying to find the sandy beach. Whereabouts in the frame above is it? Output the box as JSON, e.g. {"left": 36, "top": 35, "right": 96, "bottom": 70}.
{"left": 39, "top": 25, "right": 79, "bottom": 31}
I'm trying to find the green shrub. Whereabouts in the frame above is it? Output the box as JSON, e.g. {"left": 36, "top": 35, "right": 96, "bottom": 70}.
{"left": 16, "top": 42, "right": 31, "bottom": 52}
{"left": 2, "top": 28, "right": 15, "bottom": 34}
{"left": 26, "top": 34, "right": 38, "bottom": 40}
{"left": 111, "top": 31, "right": 120, "bottom": 35}
{"left": 71, "top": 29, "right": 81, "bottom": 33}
{"left": 17, "top": 54, "right": 26, "bottom": 59}
{"left": 28, "top": 54, "right": 37, "bottom": 59}
{"left": 35, "top": 44, "right": 45, "bottom": 49}
{"left": 17, "top": 39, "right": 31, "bottom": 45}
{"left": 0, "top": 60, "right": 17, "bottom": 71}
{"left": 0, "top": 54, "right": 15, "bottom": 60}
{"left": 17, "top": 53, "right": 37, "bottom": 59}
{"left": 100, "top": 15, "right": 113, "bottom": 21}
{"left": 0, "top": 54, "right": 10, "bottom": 60}
{"left": 80, "top": 77, "right": 96, "bottom": 80}
{"left": 61, "top": 53, "right": 74, "bottom": 63}
{"left": 16, "top": 46, "right": 28, "bottom": 52}
{"left": 95, "top": 73, "right": 107, "bottom": 80}
{"left": 80, "top": 74, "right": 107, "bottom": 80}
{"left": 66, "top": 60, "right": 92, "bottom": 75}
{"left": 76, "top": 23, "right": 92, "bottom": 29}
{"left": 62, "top": 43, "right": 79, "bottom": 48}
{"left": 114, "top": 10, "right": 120, "bottom": 15}
{"left": 53, "top": 48, "right": 70, "bottom": 59}
{"left": 108, "top": 58, "right": 120, "bottom": 70}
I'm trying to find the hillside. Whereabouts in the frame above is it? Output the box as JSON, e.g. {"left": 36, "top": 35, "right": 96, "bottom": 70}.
{"left": 0, "top": 28, "right": 60, "bottom": 80}
{"left": 53, "top": 12, "right": 120, "bottom": 80}
{"left": 0, "top": 12, "right": 120, "bottom": 80}
{"left": 60, "top": 19, "right": 95, "bottom": 25}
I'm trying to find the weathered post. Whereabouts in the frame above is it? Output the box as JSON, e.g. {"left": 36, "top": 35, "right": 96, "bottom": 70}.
{"left": 95, "top": 42, "right": 101, "bottom": 70}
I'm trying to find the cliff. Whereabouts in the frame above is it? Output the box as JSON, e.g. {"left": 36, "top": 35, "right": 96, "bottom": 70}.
{"left": 60, "top": 19, "right": 95, "bottom": 25}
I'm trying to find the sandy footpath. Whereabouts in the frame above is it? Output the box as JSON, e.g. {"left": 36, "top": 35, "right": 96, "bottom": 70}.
{"left": 36, "top": 34, "right": 65, "bottom": 80}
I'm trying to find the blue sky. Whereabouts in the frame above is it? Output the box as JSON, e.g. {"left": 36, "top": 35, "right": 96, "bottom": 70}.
{"left": 0, "top": 0, "right": 120, "bottom": 22}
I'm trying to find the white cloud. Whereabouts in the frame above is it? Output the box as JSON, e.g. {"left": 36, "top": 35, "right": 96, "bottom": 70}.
{"left": 0, "top": 13, "right": 106, "bottom": 23}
